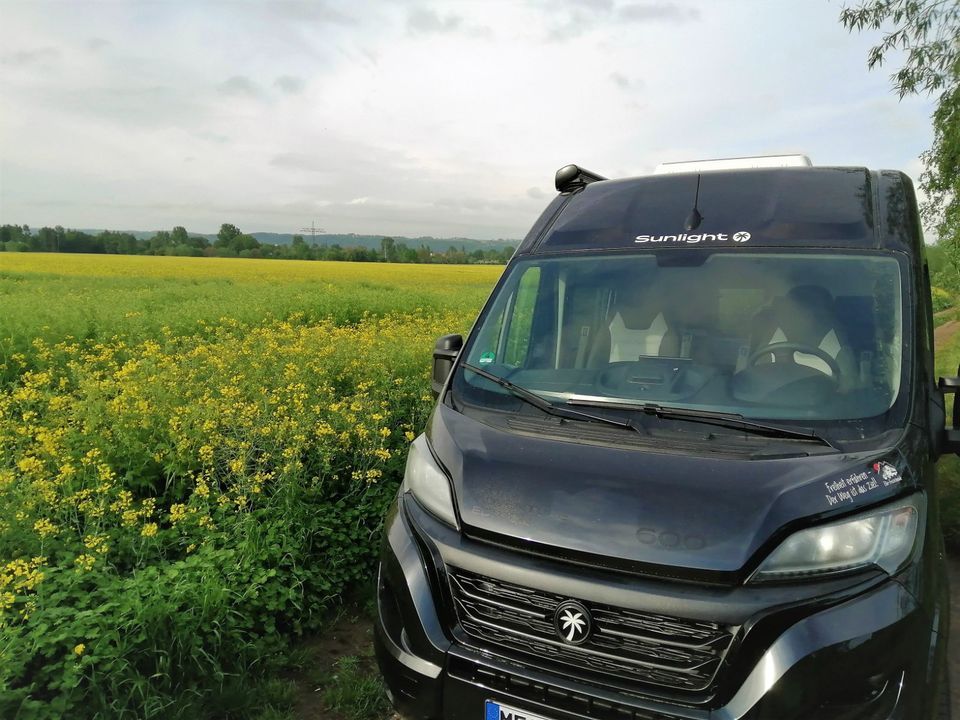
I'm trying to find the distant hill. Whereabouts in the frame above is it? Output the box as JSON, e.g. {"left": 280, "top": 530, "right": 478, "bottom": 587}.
{"left": 78, "top": 230, "right": 518, "bottom": 254}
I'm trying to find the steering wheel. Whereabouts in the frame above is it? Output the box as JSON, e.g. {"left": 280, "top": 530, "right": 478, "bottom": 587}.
{"left": 746, "top": 341, "right": 841, "bottom": 380}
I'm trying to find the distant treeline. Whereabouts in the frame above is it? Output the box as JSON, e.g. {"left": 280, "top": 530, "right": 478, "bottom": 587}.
{"left": 0, "top": 224, "right": 515, "bottom": 264}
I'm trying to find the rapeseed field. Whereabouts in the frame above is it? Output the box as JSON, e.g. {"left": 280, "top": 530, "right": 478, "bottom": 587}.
{"left": 0, "top": 253, "right": 502, "bottom": 718}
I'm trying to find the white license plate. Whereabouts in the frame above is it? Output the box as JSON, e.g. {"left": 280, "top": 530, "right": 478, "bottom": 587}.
{"left": 485, "top": 700, "right": 555, "bottom": 720}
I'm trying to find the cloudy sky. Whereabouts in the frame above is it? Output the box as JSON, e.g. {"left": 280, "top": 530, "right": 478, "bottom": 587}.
{"left": 0, "top": 0, "right": 937, "bottom": 240}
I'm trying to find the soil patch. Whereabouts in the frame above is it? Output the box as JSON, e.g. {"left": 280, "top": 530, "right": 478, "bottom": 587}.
{"left": 936, "top": 319, "right": 960, "bottom": 347}
{"left": 289, "top": 614, "right": 393, "bottom": 720}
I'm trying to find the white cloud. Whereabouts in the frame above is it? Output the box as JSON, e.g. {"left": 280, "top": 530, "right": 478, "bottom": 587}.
{"left": 274, "top": 75, "right": 306, "bottom": 95}
{"left": 0, "top": 0, "right": 938, "bottom": 239}
{"left": 217, "top": 76, "right": 260, "bottom": 97}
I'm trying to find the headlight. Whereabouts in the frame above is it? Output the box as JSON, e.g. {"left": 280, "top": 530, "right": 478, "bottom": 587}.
{"left": 751, "top": 495, "right": 921, "bottom": 582}
{"left": 401, "top": 434, "right": 458, "bottom": 528}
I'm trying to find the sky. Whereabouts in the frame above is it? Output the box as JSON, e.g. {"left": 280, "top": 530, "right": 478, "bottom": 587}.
{"left": 0, "top": 0, "right": 939, "bottom": 241}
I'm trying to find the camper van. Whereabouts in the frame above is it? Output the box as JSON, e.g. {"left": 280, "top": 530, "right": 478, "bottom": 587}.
{"left": 374, "top": 157, "right": 953, "bottom": 719}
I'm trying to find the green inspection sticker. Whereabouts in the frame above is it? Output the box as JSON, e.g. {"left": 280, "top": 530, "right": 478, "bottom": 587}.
{"left": 478, "top": 351, "right": 496, "bottom": 365}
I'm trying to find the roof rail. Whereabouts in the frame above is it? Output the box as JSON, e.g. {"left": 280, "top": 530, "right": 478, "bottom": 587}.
{"left": 654, "top": 155, "right": 811, "bottom": 174}
{"left": 555, "top": 164, "right": 607, "bottom": 193}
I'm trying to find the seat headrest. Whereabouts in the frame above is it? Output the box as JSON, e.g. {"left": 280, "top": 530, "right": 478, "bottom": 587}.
{"left": 770, "top": 284, "right": 838, "bottom": 345}
{"left": 614, "top": 283, "right": 666, "bottom": 329}
{"left": 786, "top": 285, "right": 834, "bottom": 313}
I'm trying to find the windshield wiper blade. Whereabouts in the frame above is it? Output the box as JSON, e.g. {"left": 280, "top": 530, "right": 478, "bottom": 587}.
{"left": 565, "top": 398, "right": 836, "bottom": 449}
{"left": 460, "top": 363, "right": 646, "bottom": 435}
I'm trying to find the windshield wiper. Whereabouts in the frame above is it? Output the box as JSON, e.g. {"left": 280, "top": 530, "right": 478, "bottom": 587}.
{"left": 460, "top": 363, "right": 646, "bottom": 435}
{"left": 565, "top": 397, "right": 837, "bottom": 449}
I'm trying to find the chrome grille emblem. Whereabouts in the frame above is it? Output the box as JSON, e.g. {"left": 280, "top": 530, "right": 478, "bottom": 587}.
{"left": 554, "top": 600, "right": 592, "bottom": 645}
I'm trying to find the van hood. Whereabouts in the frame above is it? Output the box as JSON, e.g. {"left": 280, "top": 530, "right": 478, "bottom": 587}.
{"left": 427, "top": 404, "right": 910, "bottom": 579}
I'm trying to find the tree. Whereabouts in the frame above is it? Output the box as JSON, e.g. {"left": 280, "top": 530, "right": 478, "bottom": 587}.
{"left": 216, "top": 223, "right": 242, "bottom": 248}
{"left": 231, "top": 233, "right": 260, "bottom": 254}
{"left": 380, "top": 236, "right": 395, "bottom": 262}
{"left": 147, "top": 230, "right": 172, "bottom": 254}
{"left": 290, "top": 234, "right": 309, "bottom": 259}
{"left": 841, "top": 0, "right": 959, "bottom": 241}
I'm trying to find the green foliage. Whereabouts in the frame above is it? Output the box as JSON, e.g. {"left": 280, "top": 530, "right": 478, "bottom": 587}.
{"left": 840, "top": 0, "right": 959, "bottom": 96}
{"left": 933, "top": 315, "right": 960, "bottom": 550}
{"left": 321, "top": 656, "right": 390, "bottom": 720}
{"left": 0, "top": 255, "right": 502, "bottom": 386}
{"left": 930, "top": 284, "right": 953, "bottom": 312}
{"left": 0, "top": 257, "right": 497, "bottom": 718}
{"left": 0, "top": 224, "right": 516, "bottom": 265}
{"left": 841, "top": 0, "right": 959, "bottom": 244}
{"left": 921, "top": 76, "right": 960, "bottom": 239}
{"left": 0, "top": 307, "right": 457, "bottom": 717}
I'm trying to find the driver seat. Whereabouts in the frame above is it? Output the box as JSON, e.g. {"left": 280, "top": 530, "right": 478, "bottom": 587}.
{"left": 749, "top": 285, "right": 857, "bottom": 389}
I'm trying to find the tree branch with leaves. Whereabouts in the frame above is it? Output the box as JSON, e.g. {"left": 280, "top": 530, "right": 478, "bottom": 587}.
{"left": 841, "top": 0, "right": 959, "bottom": 246}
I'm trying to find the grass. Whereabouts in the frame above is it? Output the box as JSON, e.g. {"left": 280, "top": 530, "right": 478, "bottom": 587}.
{"left": 320, "top": 656, "right": 390, "bottom": 720}
{"left": 935, "top": 320, "right": 960, "bottom": 550}
{"left": 0, "top": 253, "right": 502, "bottom": 382}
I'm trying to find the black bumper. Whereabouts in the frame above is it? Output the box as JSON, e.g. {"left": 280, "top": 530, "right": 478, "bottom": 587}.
{"left": 374, "top": 495, "right": 948, "bottom": 720}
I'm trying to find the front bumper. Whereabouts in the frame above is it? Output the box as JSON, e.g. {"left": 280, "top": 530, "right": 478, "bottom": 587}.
{"left": 375, "top": 495, "right": 946, "bottom": 720}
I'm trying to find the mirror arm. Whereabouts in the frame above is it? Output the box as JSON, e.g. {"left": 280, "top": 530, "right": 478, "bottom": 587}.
{"left": 432, "top": 334, "right": 464, "bottom": 399}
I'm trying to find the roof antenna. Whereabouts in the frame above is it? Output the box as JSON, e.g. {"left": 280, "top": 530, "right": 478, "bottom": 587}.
{"left": 685, "top": 174, "right": 703, "bottom": 231}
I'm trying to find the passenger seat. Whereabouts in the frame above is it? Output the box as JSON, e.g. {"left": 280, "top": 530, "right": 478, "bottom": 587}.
{"left": 587, "top": 286, "right": 681, "bottom": 365}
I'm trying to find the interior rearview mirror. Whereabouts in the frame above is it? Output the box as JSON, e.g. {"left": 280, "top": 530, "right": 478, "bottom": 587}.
{"left": 432, "top": 334, "right": 463, "bottom": 399}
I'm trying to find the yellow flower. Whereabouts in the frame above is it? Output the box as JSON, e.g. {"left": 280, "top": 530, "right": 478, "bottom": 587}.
{"left": 16, "top": 456, "right": 44, "bottom": 476}
{"left": 73, "top": 643, "right": 85, "bottom": 656}
{"left": 83, "top": 535, "right": 110, "bottom": 554}
{"left": 33, "top": 518, "right": 59, "bottom": 538}
{"left": 140, "top": 523, "right": 158, "bottom": 537}
{"left": 404, "top": 431, "right": 415, "bottom": 442}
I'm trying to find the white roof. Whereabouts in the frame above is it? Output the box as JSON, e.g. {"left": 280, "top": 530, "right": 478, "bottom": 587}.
{"left": 654, "top": 154, "right": 812, "bottom": 174}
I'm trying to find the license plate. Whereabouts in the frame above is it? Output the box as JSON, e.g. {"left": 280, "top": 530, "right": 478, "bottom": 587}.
{"left": 485, "top": 700, "right": 555, "bottom": 720}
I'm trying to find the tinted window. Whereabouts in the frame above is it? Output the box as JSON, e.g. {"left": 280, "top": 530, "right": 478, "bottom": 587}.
{"left": 460, "top": 251, "right": 905, "bottom": 424}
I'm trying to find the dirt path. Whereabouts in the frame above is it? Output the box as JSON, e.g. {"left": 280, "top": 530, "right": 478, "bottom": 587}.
{"left": 936, "top": 319, "right": 960, "bottom": 347}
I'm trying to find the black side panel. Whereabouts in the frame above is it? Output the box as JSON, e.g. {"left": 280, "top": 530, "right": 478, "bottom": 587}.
{"left": 876, "top": 170, "right": 925, "bottom": 255}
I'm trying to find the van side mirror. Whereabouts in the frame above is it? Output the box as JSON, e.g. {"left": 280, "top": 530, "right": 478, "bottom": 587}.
{"left": 432, "top": 334, "right": 463, "bottom": 399}
{"left": 937, "top": 368, "right": 960, "bottom": 455}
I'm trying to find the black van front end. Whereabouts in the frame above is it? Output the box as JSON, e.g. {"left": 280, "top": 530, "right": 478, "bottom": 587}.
{"left": 375, "top": 164, "right": 953, "bottom": 720}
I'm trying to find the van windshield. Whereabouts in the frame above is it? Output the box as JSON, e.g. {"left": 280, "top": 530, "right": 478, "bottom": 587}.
{"left": 455, "top": 251, "right": 907, "bottom": 425}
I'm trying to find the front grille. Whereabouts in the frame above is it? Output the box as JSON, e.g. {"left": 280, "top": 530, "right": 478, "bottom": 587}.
{"left": 448, "top": 655, "right": 691, "bottom": 720}
{"left": 448, "top": 568, "right": 736, "bottom": 697}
